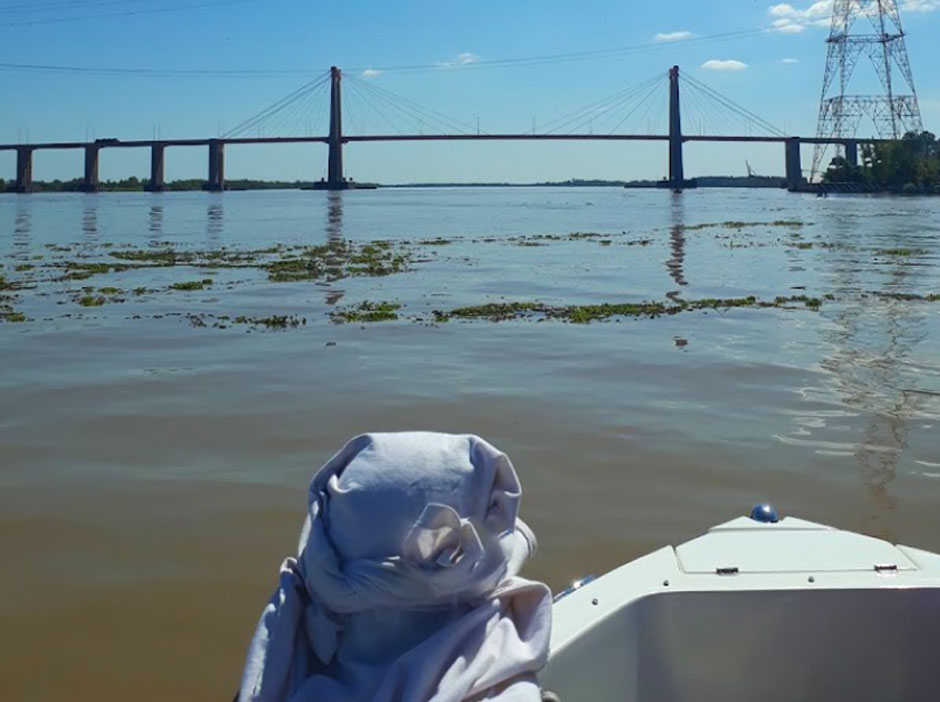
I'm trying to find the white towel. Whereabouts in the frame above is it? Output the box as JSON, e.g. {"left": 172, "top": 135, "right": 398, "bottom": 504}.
{"left": 239, "top": 432, "right": 552, "bottom": 702}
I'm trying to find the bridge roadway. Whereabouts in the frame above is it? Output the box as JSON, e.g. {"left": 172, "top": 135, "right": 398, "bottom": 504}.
{"left": 0, "top": 133, "right": 887, "bottom": 150}
{"left": 0, "top": 133, "right": 874, "bottom": 193}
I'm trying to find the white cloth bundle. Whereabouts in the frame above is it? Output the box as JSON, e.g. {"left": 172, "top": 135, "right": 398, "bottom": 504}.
{"left": 239, "top": 432, "right": 552, "bottom": 702}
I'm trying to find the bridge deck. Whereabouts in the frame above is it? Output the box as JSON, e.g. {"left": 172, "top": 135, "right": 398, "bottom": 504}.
{"left": 0, "top": 134, "right": 889, "bottom": 151}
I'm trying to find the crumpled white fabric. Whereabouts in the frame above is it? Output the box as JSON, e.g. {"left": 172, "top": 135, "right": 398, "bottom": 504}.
{"left": 238, "top": 432, "right": 553, "bottom": 702}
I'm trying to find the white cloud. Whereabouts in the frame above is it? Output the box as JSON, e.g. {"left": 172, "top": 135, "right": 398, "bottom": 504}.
{"left": 782, "top": 57, "right": 800, "bottom": 63}
{"left": 361, "top": 68, "right": 382, "bottom": 78}
{"left": 653, "top": 30, "right": 694, "bottom": 42}
{"left": 767, "top": 1, "right": 833, "bottom": 32}
{"left": 702, "top": 59, "right": 749, "bottom": 71}
{"left": 768, "top": 0, "right": 939, "bottom": 34}
{"left": 904, "top": 0, "right": 940, "bottom": 11}
{"left": 437, "top": 52, "right": 480, "bottom": 69}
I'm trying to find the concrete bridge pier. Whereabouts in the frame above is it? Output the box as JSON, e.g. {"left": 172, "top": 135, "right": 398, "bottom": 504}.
{"left": 785, "top": 137, "right": 804, "bottom": 190}
{"left": 206, "top": 139, "right": 225, "bottom": 192}
{"left": 327, "top": 66, "right": 346, "bottom": 190}
{"left": 147, "top": 144, "right": 166, "bottom": 192}
{"left": 83, "top": 146, "right": 100, "bottom": 193}
{"left": 668, "top": 65, "right": 685, "bottom": 190}
{"left": 13, "top": 147, "right": 34, "bottom": 193}
{"left": 844, "top": 140, "right": 859, "bottom": 167}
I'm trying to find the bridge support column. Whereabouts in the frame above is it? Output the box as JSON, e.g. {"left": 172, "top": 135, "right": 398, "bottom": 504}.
{"left": 14, "top": 147, "right": 33, "bottom": 193}
{"left": 785, "top": 137, "right": 804, "bottom": 191}
{"left": 327, "top": 65, "right": 346, "bottom": 190}
{"left": 844, "top": 140, "right": 859, "bottom": 167}
{"left": 83, "top": 146, "right": 100, "bottom": 193}
{"left": 206, "top": 139, "right": 225, "bottom": 192}
{"left": 147, "top": 144, "right": 165, "bottom": 192}
{"left": 666, "top": 65, "right": 690, "bottom": 191}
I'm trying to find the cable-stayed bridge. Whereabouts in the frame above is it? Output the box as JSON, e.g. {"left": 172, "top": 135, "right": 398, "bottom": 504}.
{"left": 0, "top": 66, "right": 885, "bottom": 193}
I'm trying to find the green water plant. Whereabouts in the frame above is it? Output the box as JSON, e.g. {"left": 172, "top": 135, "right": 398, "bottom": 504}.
{"left": 170, "top": 279, "right": 213, "bottom": 291}
{"left": 234, "top": 314, "right": 306, "bottom": 329}
{"left": 331, "top": 301, "right": 402, "bottom": 324}
{"left": 78, "top": 295, "right": 106, "bottom": 307}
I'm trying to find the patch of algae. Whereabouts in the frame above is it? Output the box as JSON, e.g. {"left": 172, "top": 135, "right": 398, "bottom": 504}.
{"left": 331, "top": 301, "right": 402, "bottom": 324}
{"left": 431, "top": 295, "right": 825, "bottom": 324}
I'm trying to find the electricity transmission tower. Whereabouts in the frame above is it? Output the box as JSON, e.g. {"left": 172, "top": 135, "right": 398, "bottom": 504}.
{"left": 811, "top": 0, "right": 923, "bottom": 179}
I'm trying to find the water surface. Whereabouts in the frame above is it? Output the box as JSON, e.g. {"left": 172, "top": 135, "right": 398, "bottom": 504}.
{"left": 1, "top": 187, "right": 938, "bottom": 700}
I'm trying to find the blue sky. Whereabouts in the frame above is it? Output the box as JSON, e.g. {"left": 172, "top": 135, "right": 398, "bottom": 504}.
{"left": 1, "top": 0, "right": 938, "bottom": 183}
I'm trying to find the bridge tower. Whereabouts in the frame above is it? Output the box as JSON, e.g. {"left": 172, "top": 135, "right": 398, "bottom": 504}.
{"left": 663, "top": 66, "right": 694, "bottom": 191}
{"left": 327, "top": 66, "right": 346, "bottom": 190}
{"left": 669, "top": 66, "right": 684, "bottom": 189}
{"left": 811, "top": 0, "right": 923, "bottom": 179}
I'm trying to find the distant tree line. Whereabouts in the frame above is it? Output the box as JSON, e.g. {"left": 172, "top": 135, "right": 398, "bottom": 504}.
{"left": 824, "top": 131, "right": 940, "bottom": 193}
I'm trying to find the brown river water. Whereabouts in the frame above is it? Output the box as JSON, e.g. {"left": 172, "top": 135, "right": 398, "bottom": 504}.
{"left": 1, "top": 187, "right": 938, "bottom": 699}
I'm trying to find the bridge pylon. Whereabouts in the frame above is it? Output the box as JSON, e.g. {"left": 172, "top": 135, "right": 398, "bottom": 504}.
{"left": 327, "top": 66, "right": 347, "bottom": 190}
{"left": 661, "top": 66, "right": 696, "bottom": 192}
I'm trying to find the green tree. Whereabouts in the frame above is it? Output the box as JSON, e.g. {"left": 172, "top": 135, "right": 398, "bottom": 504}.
{"left": 829, "top": 131, "right": 940, "bottom": 193}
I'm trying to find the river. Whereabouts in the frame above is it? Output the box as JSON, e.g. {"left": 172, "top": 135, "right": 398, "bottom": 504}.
{"left": 1, "top": 187, "right": 938, "bottom": 699}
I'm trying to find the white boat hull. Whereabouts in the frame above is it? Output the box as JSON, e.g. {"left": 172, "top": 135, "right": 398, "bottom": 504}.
{"left": 542, "top": 515, "right": 940, "bottom": 701}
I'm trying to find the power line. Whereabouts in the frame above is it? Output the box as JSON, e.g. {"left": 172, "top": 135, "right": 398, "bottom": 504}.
{"left": 0, "top": 0, "right": 259, "bottom": 27}
{"left": 0, "top": 24, "right": 776, "bottom": 77}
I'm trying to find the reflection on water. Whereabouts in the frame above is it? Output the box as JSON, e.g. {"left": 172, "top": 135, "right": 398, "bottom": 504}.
{"left": 82, "top": 202, "right": 98, "bottom": 238}
{"left": 324, "top": 192, "right": 345, "bottom": 305}
{"left": 207, "top": 201, "right": 223, "bottom": 244}
{"left": 148, "top": 205, "right": 164, "bottom": 240}
{"left": 808, "top": 217, "right": 932, "bottom": 538}
{"left": 666, "top": 194, "right": 688, "bottom": 290}
{"left": 326, "top": 191, "right": 344, "bottom": 242}
{"left": 13, "top": 203, "right": 31, "bottom": 254}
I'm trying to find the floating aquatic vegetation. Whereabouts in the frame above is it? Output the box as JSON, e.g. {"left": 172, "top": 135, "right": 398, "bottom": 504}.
{"left": 170, "top": 279, "right": 213, "bottom": 291}
{"left": 877, "top": 248, "right": 925, "bottom": 257}
{"left": 331, "top": 301, "right": 402, "bottom": 324}
{"left": 775, "top": 295, "right": 822, "bottom": 310}
{"left": 78, "top": 295, "right": 106, "bottom": 307}
{"left": 684, "top": 220, "right": 806, "bottom": 232}
{"left": 438, "top": 302, "right": 539, "bottom": 322}
{"left": 99, "top": 287, "right": 122, "bottom": 295}
{"left": 432, "top": 295, "right": 826, "bottom": 325}
{"left": 266, "top": 241, "right": 410, "bottom": 283}
{"left": 110, "top": 249, "right": 186, "bottom": 266}
{"left": 60, "top": 262, "right": 131, "bottom": 281}
{"left": 875, "top": 291, "right": 940, "bottom": 302}
{"left": 14, "top": 264, "right": 33, "bottom": 272}
{"left": 234, "top": 314, "right": 306, "bottom": 329}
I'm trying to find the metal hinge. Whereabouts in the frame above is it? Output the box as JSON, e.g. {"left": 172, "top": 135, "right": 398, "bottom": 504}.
{"left": 874, "top": 564, "right": 899, "bottom": 573}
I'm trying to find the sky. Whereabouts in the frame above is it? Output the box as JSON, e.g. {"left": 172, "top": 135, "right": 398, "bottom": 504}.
{"left": 1, "top": 0, "right": 939, "bottom": 184}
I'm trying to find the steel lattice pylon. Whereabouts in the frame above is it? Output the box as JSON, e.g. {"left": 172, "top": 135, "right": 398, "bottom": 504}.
{"left": 811, "top": 0, "right": 923, "bottom": 179}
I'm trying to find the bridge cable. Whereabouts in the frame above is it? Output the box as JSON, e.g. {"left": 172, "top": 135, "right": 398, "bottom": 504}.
{"left": 225, "top": 72, "right": 329, "bottom": 138}
{"left": 345, "top": 80, "right": 451, "bottom": 135}
{"left": 346, "top": 75, "right": 479, "bottom": 135}
{"left": 543, "top": 74, "right": 660, "bottom": 134}
{"left": 540, "top": 73, "right": 664, "bottom": 133}
{"left": 540, "top": 73, "right": 665, "bottom": 134}
{"left": 343, "top": 80, "right": 406, "bottom": 136}
{"left": 609, "top": 80, "right": 664, "bottom": 133}
{"left": 682, "top": 74, "right": 786, "bottom": 137}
